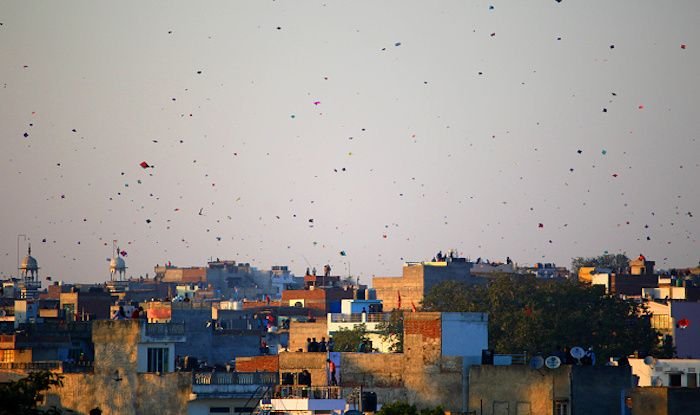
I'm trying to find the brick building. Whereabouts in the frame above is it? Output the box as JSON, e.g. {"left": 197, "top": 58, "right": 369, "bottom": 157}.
{"left": 373, "top": 257, "right": 485, "bottom": 310}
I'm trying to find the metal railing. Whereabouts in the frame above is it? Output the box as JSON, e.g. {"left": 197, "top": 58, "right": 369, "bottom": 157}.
{"left": 493, "top": 352, "right": 528, "bottom": 365}
{"left": 144, "top": 322, "right": 186, "bottom": 336}
{"left": 274, "top": 386, "right": 342, "bottom": 399}
{"left": 329, "top": 313, "right": 391, "bottom": 323}
{"left": 193, "top": 371, "right": 278, "bottom": 386}
{"left": 0, "top": 361, "right": 61, "bottom": 371}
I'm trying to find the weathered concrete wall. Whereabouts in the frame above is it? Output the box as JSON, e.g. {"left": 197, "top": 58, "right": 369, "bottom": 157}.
{"left": 667, "top": 387, "right": 700, "bottom": 415}
{"left": 571, "top": 365, "right": 631, "bottom": 414}
{"left": 280, "top": 352, "right": 328, "bottom": 386}
{"left": 628, "top": 387, "right": 700, "bottom": 415}
{"left": 373, "top": 265, "right": 424, "bottom": 311}
{"left": 44, "top": 371, "right": 191, "bottom": 415}
{"left": 468, "top": 365, "right": 571, "bottom": 415}
{"left": 288, "top": 320, "right": 327, "bottom": 352}
{"left": 92, "top": 320, "right": 140, "bottom": 374}
{"left": 41, "top": 320, "right": 192, "bottom": 414}
{"left": 628, "top": 388, "right": 668, "bottom": 415}
{"left": 403, "top": 313, "right": 464, "bottom": 411}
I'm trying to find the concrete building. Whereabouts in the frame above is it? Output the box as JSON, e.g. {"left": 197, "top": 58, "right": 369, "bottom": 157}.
{"left": 59, "top": 287, "right": 114, "bottom": 321}
{"left": 326, "top": 299, "right": 392, "bottom": 352}
{"left": 373, "top": 256, "right": 482, "bottom": 311}
{"left": 468, "top": 365, "right": 633, "bottom": 415}
{"left": 40, "top": 320, "right": 191, "bottom": 414}
{"left": 646, "top": 301, "right": 700, "bottom": 358}
{"left": 277, "top": 312, "right": 488, "bottom": 413}
{"left": 282, "top": 286, "right": 354, "bottom": 314}
{"left": 626, "top": 387, "right": 700, "bottom": 415}
{"left": 630, "top": 358, "right": 700, "bottom": 387}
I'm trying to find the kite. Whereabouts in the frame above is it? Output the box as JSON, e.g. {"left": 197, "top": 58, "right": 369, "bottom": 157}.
{"left": 140, "top": 161, "right": 150, "bottom": 169}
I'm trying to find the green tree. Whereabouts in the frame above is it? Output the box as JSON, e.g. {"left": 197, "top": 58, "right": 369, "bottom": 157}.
{"left": 422, "top": 275, "right": 661, "bottom": 362}
{"left": 376, "top": 309, "right": 404, "bottom": 352}
{"left": 332, "top": 323, "right": 369, "bottom": 352}
{"left": 571, "top": 253, "right": 630, "bottom": 275}
{"left": 377, "top": 401, "right": 418, "bottom": 415}
{"left": 0, "top": 371, "right": 64, "bottom": 415}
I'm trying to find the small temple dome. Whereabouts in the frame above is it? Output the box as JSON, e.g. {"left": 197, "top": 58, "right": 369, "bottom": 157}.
{"left": 110, "top": 256, "right": 126, "bottom": 272}
{"left": 20, "top": 244, "right": 39, "bottom": 271}
{"left": 21, "top": 255, "right": 38, "bottom": 271}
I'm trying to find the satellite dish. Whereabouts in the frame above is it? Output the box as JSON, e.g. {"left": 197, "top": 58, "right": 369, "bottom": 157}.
{"left": 570, "top": 346, "right": 586, "bottom": 360}
{"left": 545, "top": 356, "right": 562, "bottom": 369}
{"left": 643, "top": 356, "right": 656, "bottom": 366}
{"left": 529, "top": 356, "right": 545, "bottom": 370}
{"left": 0, "top": 310, "right": 6, "bottom": 317}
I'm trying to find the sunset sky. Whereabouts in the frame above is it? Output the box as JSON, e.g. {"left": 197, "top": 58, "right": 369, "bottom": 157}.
{"left": 2, "top": 1, "right": 699, "bottom": 283}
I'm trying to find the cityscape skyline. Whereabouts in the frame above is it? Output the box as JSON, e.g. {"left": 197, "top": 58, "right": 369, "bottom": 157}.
{"left": 2, "top": 1, "right": 699, "bottom": 283}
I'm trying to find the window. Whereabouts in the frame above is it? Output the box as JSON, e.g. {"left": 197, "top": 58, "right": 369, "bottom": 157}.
{"left": 687, "top": 373, "right": 697, "bottom": 388}
{"left": 669, "top": 373, "right": 682, "bottom": 387}
{"left": 147, "top": 347, "right": 169, "bottom": 373}
{"left": 493, "top": 401, "right": 509, "bottom": 415}
{"left": 209, "top": 408, "right": 231, "bottom": 414}
{"left": 555, "top": 400, "right": 569, "bottom": 415}
{"left": 516, "top": 402, "right": 531, "bottom": 415}
{"left": 1, "top": 349, "right": 12, "bottom": 363}
{"left": 651, "top": 314, "right": 671, "bottom": 331}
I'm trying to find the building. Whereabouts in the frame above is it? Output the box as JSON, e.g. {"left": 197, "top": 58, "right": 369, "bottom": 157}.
{"left": 630, "top": 358, "right": 700, "bottom": 387}
{"left": 326, "top": 299, "right": 391, "bottom": 352}
{"left": 282, "top": 287, "right": 354, "bottom": 315}
{"left": 468, "top": 365, "right": 633, "bottom": 415}
{"left": 373, "top": 255, "right": 482, "bottom": 311}
{"left": 646, "top": 301, "right": 700, "bottom": 358}
{"left": 59, "top": 286, "right": 114, "bottom": 321}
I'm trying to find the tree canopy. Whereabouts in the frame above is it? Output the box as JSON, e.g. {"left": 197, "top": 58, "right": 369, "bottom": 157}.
{"left": 421, "top": 275, "right": 662, "bottom": 361}
{"left": 332, "top": 323, "right": 369, "bottom": 352}
{"left": 377, "top": 401, "right": 444, "bottom": 415}
{"left": 0, "top": 371, "right": 63, "bottom": 415}
{"left": 376, "top": 309, "right": 404, "bottom": 353}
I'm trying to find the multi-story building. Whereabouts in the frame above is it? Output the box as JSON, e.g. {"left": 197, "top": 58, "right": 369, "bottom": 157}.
{"left": 373, "top": 255, "right": 482, "bottom": 311}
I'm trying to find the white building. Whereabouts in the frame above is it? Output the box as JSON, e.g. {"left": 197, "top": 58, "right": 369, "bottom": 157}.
{"left": 630, "top": 358, "right": 700, "bottom": 387}
{"left": 327, "top": 299, "right": 392, "bottom": 352}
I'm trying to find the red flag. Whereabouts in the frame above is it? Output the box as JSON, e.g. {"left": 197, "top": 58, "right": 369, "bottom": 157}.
{"left": 397, "top": 291, "right": 402, "bottom": 309}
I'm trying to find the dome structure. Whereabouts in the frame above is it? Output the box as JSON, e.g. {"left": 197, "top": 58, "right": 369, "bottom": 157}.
{"left": 21, "top": 255, "right": 38, "bottom": 271}
{"left": 109, "top": 248, "right": 127, "bottom": 280}
{"left": 19, "top": 244, "right": 39, "bottom": 281}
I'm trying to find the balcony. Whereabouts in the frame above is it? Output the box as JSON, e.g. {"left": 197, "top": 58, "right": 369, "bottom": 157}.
{"left": 266, "top": 386, "right": 346, "bottom": 412}
{"left": 0, "top": 361, "right": 94, "bottom": 373}
{"left": 191, "top": 371, "right": 278, "bottom": 399}
{"left": 328, "top": 313, "right": 392, "bottom": 324}
{"left": 141, "top": 322, "right": 186, "bottom": 343}
{"left": 274, "top": 386, "right": 342, "bottom": 399}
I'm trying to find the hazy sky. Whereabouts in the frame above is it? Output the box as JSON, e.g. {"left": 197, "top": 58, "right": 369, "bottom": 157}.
{"left": 2, "top": 1, "right": 699, "bottom": 284}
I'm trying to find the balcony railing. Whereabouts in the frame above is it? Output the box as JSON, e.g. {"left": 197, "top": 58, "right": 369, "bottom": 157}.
{"left": 193, "top": 371, "right": 278, "bottom": 386}
{"left": 274, "top": 386, "right": 342, "bottom": 399}
{"left": 144, "top": 322, "right": 186, "bottom": 336}
{"left": 0, "top": 361, "right": 61, "bottom": 371}
{"left": 329, "top": 313, "right": 392, "bottom": 324}
{"left": 0, "top": 361, "right": 94, "bottom": 373}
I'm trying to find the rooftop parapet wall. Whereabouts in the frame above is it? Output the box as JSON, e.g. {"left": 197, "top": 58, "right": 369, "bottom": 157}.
{"left": 44, "top": 372, "right": 191, "bottom": 415}
{"left": 92, "top": 320, "right": 140, "bottom": 374}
